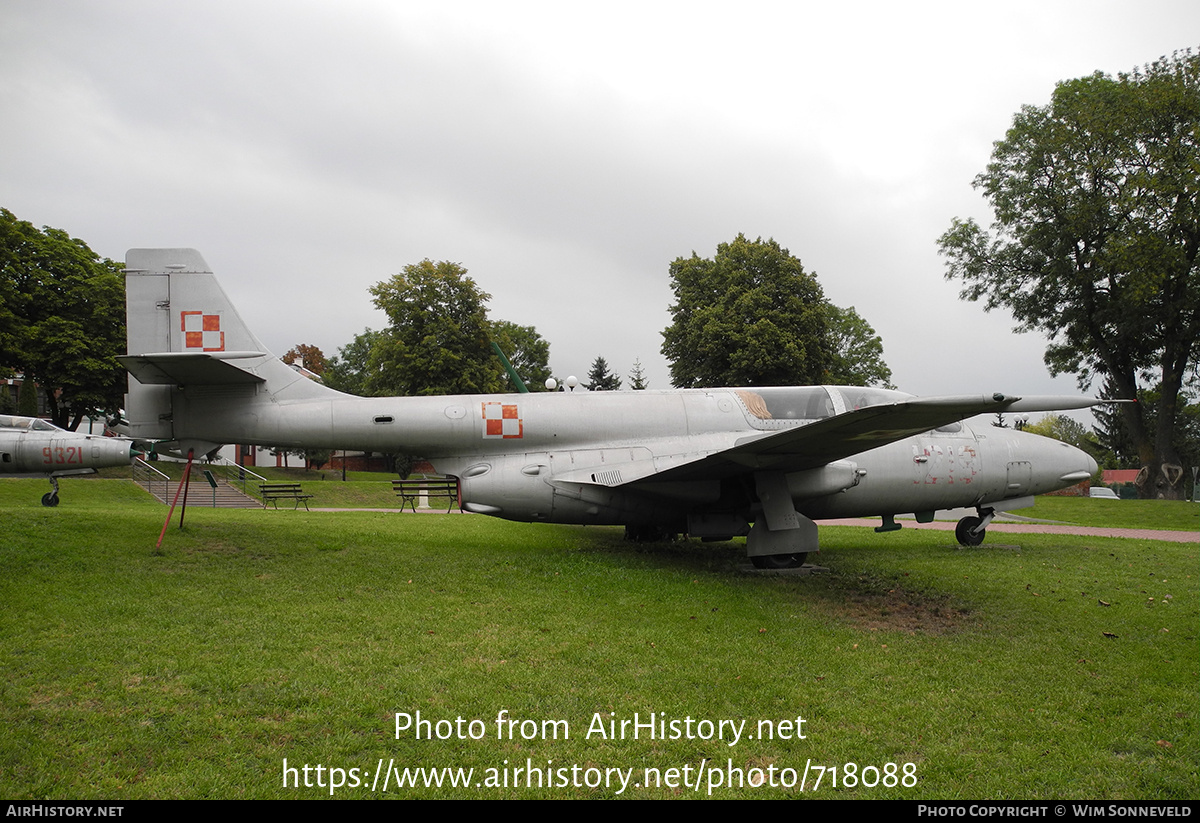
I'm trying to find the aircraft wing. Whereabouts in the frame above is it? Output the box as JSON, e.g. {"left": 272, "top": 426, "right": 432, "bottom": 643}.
{"left": 574, "top": 393, "right": 1109, "bottom": 489}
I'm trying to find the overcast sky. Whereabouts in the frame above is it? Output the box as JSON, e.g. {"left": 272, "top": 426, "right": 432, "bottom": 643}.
{"left": 2, "top": 1, "right": 1196, "bottom": 410}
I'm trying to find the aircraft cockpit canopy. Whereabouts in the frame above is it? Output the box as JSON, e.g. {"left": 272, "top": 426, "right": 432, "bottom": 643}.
{"left": 828, "top": 386, "right": 913, "bottom": 411}
{"left": 734, "top": 386, "right": 915, "bottom": 431}
{"left": 0, "top": 415, "right": 63, "bottom": 432}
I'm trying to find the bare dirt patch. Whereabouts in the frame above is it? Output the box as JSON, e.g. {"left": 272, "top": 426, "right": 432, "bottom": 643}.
{"left": 815, "top": 575, "right": 974, "bottom": 635}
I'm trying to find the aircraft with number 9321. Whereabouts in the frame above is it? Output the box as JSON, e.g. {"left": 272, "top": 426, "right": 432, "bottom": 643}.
{"left": 119, "top": 249, "right": 1106, "bottom": 568}
{"left": 0, "top": 414, "right": 139, "bottom": 506}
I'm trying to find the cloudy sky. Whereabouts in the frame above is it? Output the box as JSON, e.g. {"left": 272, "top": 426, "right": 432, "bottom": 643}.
{"left": 2, "top": 1, "right": 1196, "bottom": 408}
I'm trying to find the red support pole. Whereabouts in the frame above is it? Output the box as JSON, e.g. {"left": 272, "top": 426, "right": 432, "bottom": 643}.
{"left": 155, "top": 449, "right": 195, "bottom": 550}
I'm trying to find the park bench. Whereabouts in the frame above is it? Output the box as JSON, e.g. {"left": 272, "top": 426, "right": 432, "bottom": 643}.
{"left": 392, "top": 477, "right": 459, "bottom": 512}
{"left": 258, "top": 482, "right": 313, "bottom": 510}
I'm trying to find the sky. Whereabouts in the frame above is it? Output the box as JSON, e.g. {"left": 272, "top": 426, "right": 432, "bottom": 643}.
{"left": 2, "top": 1, "right": 1196, "bottom": 412}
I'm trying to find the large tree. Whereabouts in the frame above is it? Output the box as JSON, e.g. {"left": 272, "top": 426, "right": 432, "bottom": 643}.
{"left": 367, "top": 260, "right": 502, "bottom": 396}
{"left": 825, "top": 304, "right": 895, "bottom": 389}
{"left": 938, "top": 51, "right": 1199, "bottom": 499}
{"left": 490, "top": 320, "right": 552, "bottom": 391}
{"left": 1095, "top": 381, "right": 1200, "bottom": 483}
{"left": 323, "top": 328, "right": 381, "bottom": 396}
{"left": 661, "top": 234, "right": 832, "bottom": 388}
{"left": 0, "top": 208, "right": 126, "bottom": 430}
{"left": 355, "top": 260, "right": 552, "bottom": 397}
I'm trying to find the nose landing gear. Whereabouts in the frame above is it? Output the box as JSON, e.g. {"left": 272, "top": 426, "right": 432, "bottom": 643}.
{"left": 41, "top": 476, "right": 61, "bottom": 507}
{"left": 955, "top": 507, "right": 996, "bottom": 546}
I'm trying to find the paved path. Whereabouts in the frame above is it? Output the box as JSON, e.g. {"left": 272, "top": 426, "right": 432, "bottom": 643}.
{"left": 823, "top": 517, "right": 1197, "bottom": 544}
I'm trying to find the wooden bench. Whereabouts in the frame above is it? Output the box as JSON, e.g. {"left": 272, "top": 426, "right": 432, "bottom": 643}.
{"left": 392, "top": 477, "right": 458, "bottom": 512}
{"left": 258, "top": 482, "right": 313, "bottom": 510}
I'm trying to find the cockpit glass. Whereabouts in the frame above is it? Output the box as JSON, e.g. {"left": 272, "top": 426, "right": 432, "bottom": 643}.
{"left": 0, "top": 415, "right": 63, "bottom": 432}
{"left": 735, "top": 387, "right": 835, "bottom": 426}
{"left": 831, "top": 387, "right": 908, "bottom": 410}
{"left": 733, "top": 386, "right": 914, "bottom": 429}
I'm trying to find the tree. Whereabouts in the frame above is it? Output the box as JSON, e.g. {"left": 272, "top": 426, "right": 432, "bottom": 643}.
{"left": 1095, "top": 381, "right": 1200, "bottom": 482}
{"left": 282, "top": 343, "right": 327, "bottom": 376}
{"left": 367, "top": 260, "right": 502, "bottom": 396}
{"left": 17, "top": 376, "right": 37, "bottom": 416}
{"left": 825, "top": 304, "right": 895, "bottom": 388}
{"left": 326, "top": 285, "right": 552, "bottom": 398}
{"left": 490, "top": 320, "right": 552, "bottom": 391}
{"left": 0, "top": 208, "right": 126, "bottom": 430}
{"left": 628, "top": 358, "right": 649, "bottom": 390}
{"left": 938, "top": 52, "right": 1200, "bottom": 499}
{"left": 1025, "top": 413, "right": 1103, "bottom": 457}
{"left": 304, "top": 448, "right": 331, "bottom": 471}
{"left": 323, "top": 329, "right": 381, "bottom": 396}
{"left": 586, "top": 356, "right": 622, "bottom": 391}
{"left": 661, "top": 234, "right": 831, "bottom": 388}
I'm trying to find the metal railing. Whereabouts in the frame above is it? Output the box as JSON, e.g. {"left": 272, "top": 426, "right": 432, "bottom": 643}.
{"left": 131, "top": 457, "right": 171, "bottom": 501}
{"left": 205, "top": 456, "right": 270, "bottom": 501}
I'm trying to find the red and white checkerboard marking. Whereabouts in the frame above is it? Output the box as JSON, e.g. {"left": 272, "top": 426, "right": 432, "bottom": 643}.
{"left": 481, "top": 402, "right": 522, "bottom": 439}
{"left": 180, "top": 311, "right": 225, "bottom": 351}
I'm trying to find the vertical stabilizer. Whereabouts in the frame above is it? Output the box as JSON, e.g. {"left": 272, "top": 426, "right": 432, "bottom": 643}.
{"left": 122, "top": 248, "right": 328, "bottom": 447}
{"left": 125, "top": 248, "right": 274, "bottom": 357}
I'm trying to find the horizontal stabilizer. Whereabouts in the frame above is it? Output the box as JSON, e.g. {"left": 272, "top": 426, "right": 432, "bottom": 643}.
{"left": 119, "top": 352, "right": 267, "bottom": 386}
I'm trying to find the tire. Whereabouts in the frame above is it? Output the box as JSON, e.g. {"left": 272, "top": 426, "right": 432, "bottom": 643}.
{"left": 41, "top": 492, "right": 59, "bottom": 507}
{"left": 955, "top": 516, "right": 985, "bottom": 546}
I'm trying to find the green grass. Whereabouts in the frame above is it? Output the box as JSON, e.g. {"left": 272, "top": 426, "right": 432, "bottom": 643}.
{"left": 1, "top": 478, "right": 1196, "bottom": 799}
{"left": 1023, "top": 496, "right": 1198, "bottom": 531}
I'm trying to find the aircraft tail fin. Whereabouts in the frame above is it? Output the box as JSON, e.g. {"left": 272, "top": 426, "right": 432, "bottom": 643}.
{"left": 125, "top": 248, "right": 272, "bottom": 359}
{"left": 122, "top": 248, "right": 330, "bottom": 445}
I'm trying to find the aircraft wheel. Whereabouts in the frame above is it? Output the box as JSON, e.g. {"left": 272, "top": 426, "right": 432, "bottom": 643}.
{"left": 41, "top": 492, "right": 59, "bottom": 508}
{"left": 750, "top": 552, "right": 808, "bottom": 570}
{"left": 955, "top": 516, "right": 985, "bottom": 546}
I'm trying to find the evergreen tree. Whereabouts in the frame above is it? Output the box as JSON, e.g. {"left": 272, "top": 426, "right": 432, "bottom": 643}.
{"left": 628, "top": 358, "right": 649, "bottom": 390}
{"left": 586, "top": 356, "right": 622, "bottom": 391}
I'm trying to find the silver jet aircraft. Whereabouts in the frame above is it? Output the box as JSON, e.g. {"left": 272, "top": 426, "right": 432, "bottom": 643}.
{"left": 0, "top": 414, "right": 139, "bottom": 505}
{"left": 119, "top": 249, "right": 1102, "bottom": 568}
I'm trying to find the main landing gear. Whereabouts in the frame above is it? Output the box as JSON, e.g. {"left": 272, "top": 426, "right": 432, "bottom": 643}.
{"left": 750, "top": 552, "right": 809, "bottom": 570}
{"left": 955, "top": 507, "right": 996, "bottom": 547}
{"left": 41, "top": 476, "right": 60, "bottom": 507}
{"left": 746, "top": 514, "right": 817, "bottom": 570}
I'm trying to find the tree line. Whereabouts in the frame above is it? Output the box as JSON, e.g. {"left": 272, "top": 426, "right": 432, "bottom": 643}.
{"left": 303, "top": 233, "right": 893, "bottom": 397}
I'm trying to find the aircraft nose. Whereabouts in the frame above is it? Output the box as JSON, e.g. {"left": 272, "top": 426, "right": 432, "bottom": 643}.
{"left": 1057, "top": 443, "right": 1097, "bottom": 485}
{"left": 1082, "top": 449, "right": 1098, "bottom": 477}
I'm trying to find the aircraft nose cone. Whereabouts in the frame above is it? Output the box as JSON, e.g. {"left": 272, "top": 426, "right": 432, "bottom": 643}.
{"left": 1058, "top": 443, "right": 1097, "bottom": 484}
{"left": 1083, "top": 450, "right": 1098, "bottom": 477}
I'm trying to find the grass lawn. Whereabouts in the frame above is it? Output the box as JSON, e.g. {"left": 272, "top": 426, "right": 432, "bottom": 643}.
{"left": 1023, "top": 496, "right": 1198, "bottom": 532}
{"left": 1, "top": 477, "right": 1196, "bottom": 799}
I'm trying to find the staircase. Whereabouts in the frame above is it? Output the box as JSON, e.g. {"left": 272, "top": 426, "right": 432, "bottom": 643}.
{"left": 132, "top": 459, "right": 262, "bottom": 508}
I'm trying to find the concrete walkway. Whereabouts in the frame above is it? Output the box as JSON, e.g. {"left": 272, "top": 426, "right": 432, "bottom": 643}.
{"left": 823, "top": 517, "right": 1197, "bottom": 544}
